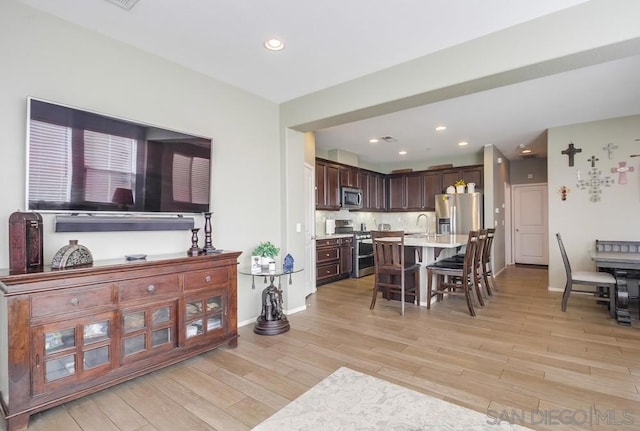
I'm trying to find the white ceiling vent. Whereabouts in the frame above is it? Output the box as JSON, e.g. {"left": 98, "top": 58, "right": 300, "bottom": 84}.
{"left": 380, "top": 136, "right": 398, "bottom": 143}
{"left": 104, "top": 0, "right": 141, "bottom": 10}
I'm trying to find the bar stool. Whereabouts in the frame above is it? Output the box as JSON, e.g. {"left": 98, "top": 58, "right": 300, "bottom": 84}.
{"left": 426, "top": 231, "right": 479, "bottom": 316}
{"left": 370, "top": 231, "right": 421, "bottom": 315}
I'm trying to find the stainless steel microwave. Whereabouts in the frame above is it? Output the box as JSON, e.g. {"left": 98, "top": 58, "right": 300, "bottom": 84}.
{"left": 341, "top": 187, "right": 363, "bottom": 209}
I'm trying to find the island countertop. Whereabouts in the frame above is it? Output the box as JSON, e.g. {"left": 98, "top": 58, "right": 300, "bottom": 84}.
{"left": 369, "top": 234, "right": 467, "bottom": 249}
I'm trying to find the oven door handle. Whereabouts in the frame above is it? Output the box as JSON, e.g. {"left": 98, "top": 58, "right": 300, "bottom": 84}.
{"left": 357, "top": 253, "right": 374, "bottom": 259}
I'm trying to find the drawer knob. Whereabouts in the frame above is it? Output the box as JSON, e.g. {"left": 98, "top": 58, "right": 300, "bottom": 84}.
{"left": 147, "top": 284, "right": 156, "bottom": 293}
{"left": 70, "top": 297, "right": 79, "bottom": 306}
{"left": 205, "top": 275, "right": 212, "bottom": 283}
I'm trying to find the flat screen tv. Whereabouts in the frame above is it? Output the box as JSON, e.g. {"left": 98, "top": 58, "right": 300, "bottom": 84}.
{"left": 26, "top": 97, "right": 212, "bottom": 214}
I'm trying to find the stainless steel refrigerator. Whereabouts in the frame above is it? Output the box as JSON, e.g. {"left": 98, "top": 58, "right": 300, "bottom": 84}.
{"left": 435, "top": 192, "right": 483, "bottom": 235}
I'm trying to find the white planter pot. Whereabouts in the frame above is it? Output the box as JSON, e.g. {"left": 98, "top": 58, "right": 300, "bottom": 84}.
{"left": 467, "top": 183, "right": 475, "bottom": 193}
{"left": 456, "top": 185, "right": 465, "bottom": 193}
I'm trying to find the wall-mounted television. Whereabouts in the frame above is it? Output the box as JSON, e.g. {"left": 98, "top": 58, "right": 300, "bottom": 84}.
{"left": 26, "top": 97, "right": 212, "bottom": 214}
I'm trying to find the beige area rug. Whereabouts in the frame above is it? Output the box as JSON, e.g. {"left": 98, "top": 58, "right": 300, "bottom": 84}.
{"left": 252, "top": 367, "right": 531, "bottom": 431}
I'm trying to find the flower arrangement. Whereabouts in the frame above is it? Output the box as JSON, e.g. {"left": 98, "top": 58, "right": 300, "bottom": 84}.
{"left": 454, "top": 179, "right": 466, "bottom": 187}
{"left": 253, "top": 241, "right": 280, "bottom": 259}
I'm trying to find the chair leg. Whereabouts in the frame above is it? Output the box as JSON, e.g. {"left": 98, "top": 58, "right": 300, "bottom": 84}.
{"left": 482, "top": 266, "right": 494, "bottom": 296}
{"left": 473, "top": 269, "right": 485, "bottom": 307}
{"left": 370, "top": 282, "right": 378, "bottom": 310}
{"left": 426, "top": 269, "right": 433, "bottom": 310}
{"left": 464, "top": 276, "right": 476, "bottom": 317}
{"left": 561, "top": 279, "right": 572, "bottom": 312}
{"left": 414, "top": 271, "right": 420, "bottom": 305}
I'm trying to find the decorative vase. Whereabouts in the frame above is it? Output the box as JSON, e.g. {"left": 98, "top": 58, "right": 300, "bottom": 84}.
{"left": 446, "top": 186, "right": 455, "bottom": 194}
{"left": 51, "top": 240, "right": 93, "bottom": 269}
{"left": 456, "top": 185, "right": 465, "bottom": 194}
{"left": 467, "top": 183, "right": 476, "bottom": 193}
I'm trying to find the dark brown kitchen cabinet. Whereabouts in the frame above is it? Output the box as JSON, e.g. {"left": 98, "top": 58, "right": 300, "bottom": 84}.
{"left": 441, "top": 165, "right": 483, "bottom": 192}
{"left": 388, "top": 173, "right": 422, "bottom": 211}
{"left": 339, "top": 237, "right": 353, "bottom": 276}
{"left": 339, "top": 166, "right": 359, "bottom": 188}
{"left": 422, "top": 172, "right": 442, "bottom": 211}
{"left": 315, "top": 160, "right": 341, "bottom": 210}
{"left": 357, "top": 171, "right": 371, "bottom": 209}
{"left": 316, "top": 237, "right": 352, "bottom": 285}
{"left": 0, "top": 252, "right": 240, "bottom": 431}
{"left": 370, "top": 173, "right": 386, "bottom": 211}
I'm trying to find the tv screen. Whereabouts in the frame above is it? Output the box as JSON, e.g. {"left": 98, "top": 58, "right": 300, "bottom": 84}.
{"left": 26, "top": 98, "right": 212, "bottom": 214}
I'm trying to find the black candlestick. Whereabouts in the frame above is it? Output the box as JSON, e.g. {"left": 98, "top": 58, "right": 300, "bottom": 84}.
{"left": 188, "top": 228, "right": 202, "bottom": 256}
{"left": 202, "top": 212, "right": 216, "bottom": 254}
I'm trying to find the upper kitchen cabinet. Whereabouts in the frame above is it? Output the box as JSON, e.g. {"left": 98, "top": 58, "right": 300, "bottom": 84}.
{"left": 387, "top": 173, "right": 423, "bottom": 211}
{"left": 339, "top": 166, "right": 359, "bottom": 188}
{"left": 422, "top": 171, "right": 442, "bottom": 211}
{"left": 441, "top": 165, "right": 484, "bottom": 191}
{"left": 357, "top": 170, "right": 386, "bottom": 212}
{"left": 315, "top": 159, "right": 341, "bottom": 210}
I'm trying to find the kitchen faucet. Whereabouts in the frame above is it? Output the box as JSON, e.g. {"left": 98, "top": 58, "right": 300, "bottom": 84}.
{"left": 416, "top": 213, "right": 430, "bottom": 235}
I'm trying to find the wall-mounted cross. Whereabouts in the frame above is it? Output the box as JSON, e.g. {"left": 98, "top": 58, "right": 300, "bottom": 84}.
{"left": 603, "top": 142, "right": 618, "bottom": 159}
{"left": 588, "top": 155, "right": 599, "bottom": 167}
{"left": 611, "top": 161, "right": 634, "bottom": 184}
{"left": 561, "top": 142, "right": 582, "bottom": 167}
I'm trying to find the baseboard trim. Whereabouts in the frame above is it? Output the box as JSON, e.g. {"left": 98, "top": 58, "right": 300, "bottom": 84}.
{"left": 55, "top": 215, "right": 195, "bottom": 232}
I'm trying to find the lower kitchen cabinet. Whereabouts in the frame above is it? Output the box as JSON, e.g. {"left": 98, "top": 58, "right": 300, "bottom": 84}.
{"left": 0, "top": 251, "right": 240, "bottom": 431}
{"left": 316, "top": 237, "right": 353, "bottom": 286}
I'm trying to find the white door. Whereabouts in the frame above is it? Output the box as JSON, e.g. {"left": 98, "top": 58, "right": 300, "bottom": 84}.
{"left": 304, "top": 163, "right": 316, "bottom": 296}
{"left": 513, "top": 183, "right": 548, "bottom": 265}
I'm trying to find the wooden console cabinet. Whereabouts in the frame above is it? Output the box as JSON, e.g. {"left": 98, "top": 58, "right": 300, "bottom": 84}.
{"left": 0, "top": 251, "right": 241, "bottom": 431}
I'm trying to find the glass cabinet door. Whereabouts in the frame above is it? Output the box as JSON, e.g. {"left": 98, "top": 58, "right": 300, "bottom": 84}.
{"left": 121, "top": 302, "right": 176, "bottom": 363}
{"left": 33, "top": 313, "right": 115, "bottom": 395}
{"left": 184, "top": 291, "right": 225, "bottom": 342}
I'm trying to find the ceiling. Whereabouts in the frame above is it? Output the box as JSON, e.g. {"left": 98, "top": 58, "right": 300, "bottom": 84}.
{"left": 14, "top": 0, "right": 640, "bottom": 162}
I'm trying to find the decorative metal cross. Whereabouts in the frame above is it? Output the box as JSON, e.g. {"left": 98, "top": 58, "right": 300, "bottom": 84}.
{"left": 603, "top": 142, "right": 618, "bottom": 159}
{"left": 611, "top": 161, "right": 634, "bottom": 184}
{"left": 561, "top": 142, "right": 582, "bottom": 167}
{"left": 577, "top": 167, "right": 614, "bottom": 202}
{"left": 587, "top": 155, "right": 599, "bottom": 167}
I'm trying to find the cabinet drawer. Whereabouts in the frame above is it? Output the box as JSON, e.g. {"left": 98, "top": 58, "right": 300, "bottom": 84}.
{"left": 118, "top": 274, "right": 179, "bottom": 302}
{"left": 32, "top": 285, "right": 113, "bottom": 318}
{"left": 316, "top": 247, "right": 339, "bottom": 263}
{"left": 316, "top": 238, "right": 340, "bottom": 247}
{"left": 184, "top": 269, "right": 228, "bottom": 291}
{"left": 317, "top": 263, "right": 339, "bottom": 280}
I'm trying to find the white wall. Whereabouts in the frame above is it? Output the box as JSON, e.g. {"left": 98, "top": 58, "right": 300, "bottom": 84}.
{"left": 0, "top": 1, "right": 282, "bottom": 323}
{"left": 548, "top": 114, "right": 640, "bottom": 289}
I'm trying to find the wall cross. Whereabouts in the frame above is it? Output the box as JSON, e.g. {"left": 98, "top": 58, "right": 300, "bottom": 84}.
{"left": 587, "top": 155, "right": 599, "bottom": 167}
{"left": 611, "top": 161, "right": 634, "bottom": 184}
{"left": 561, "top": 142, "right": 582, "bottom": 167}
{"left": 603, "top": 142, "right": 618, "bottom": 159}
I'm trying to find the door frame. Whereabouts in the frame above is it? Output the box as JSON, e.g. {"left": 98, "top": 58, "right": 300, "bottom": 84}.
{"left": 304, "top": 162, "right": 317, "bottom": 296}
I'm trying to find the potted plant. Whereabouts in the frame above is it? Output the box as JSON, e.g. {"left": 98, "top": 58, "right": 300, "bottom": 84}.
{"left": 454, "top": 179, "right": 466, "bottom": 193}
{"left": 253, "top": 241, "right": 280, "bottom": 268}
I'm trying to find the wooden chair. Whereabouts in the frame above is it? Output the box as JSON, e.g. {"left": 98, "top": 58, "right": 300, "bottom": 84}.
{"left": 482, "top": 228, "right": 497, "bottom": 294}
{"left": 556, "top": 233, "right": 616, "bottom": 317}
{"left": 370, "top": 231, "right": 420, "bottom": 315}
{"left": 426, "top": 231, "right": 479, "bottom": 316}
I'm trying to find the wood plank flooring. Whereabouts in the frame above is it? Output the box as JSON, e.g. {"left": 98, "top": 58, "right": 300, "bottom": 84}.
{"left": 17, "top": 266, "right": 640, "bottom": 430}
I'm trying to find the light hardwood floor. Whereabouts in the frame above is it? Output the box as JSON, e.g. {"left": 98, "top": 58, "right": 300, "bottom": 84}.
{"left": 19, "top": 265, "right": 640, "bottom": 431}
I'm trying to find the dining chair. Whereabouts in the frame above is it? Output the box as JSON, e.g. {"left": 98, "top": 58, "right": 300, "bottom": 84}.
{"left": 370, "top": 230, "right": 420, "bottom": 315}
{"left": 482, "top": 228, "right": 497, "bottom": 294}
{"left": 556, "top": 233, "right": 616, "bottom": 317}
{"left": 426, "top": 231, "right": 479, "bottom": 316}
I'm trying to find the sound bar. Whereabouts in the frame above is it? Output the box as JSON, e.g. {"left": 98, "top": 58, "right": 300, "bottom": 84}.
{"left": 55, "top": 216, "right": 195, "bottom": 232}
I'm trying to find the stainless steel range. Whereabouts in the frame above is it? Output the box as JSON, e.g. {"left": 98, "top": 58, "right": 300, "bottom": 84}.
{"left": 333, "top": 220, "right": 374, "bottom": 278}
{"left": 353, "top": 230, "right": 373, "bottom": 278}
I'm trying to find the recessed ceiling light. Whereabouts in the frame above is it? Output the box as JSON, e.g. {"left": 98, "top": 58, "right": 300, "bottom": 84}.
{"left": 458, "top": 141, "right": 468, "bottom": 146}
{"left": 369, "top": 138, "right": 379, "bottom": 143}
{"left": 399, "top": 151, "right": 407, "bottom": 155}
{"left": 435, "top": 126, "right": 447, "bottom": 131}
{"left": 264, "top": 38, "right": 285, "bottom": 51}
{"left": 522, "top": 149, "right": 532, "bottom": 154}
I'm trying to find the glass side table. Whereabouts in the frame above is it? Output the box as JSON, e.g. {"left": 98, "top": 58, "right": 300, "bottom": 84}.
{"left": 238, "top": 267, "right": 303, "bottom": 336}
